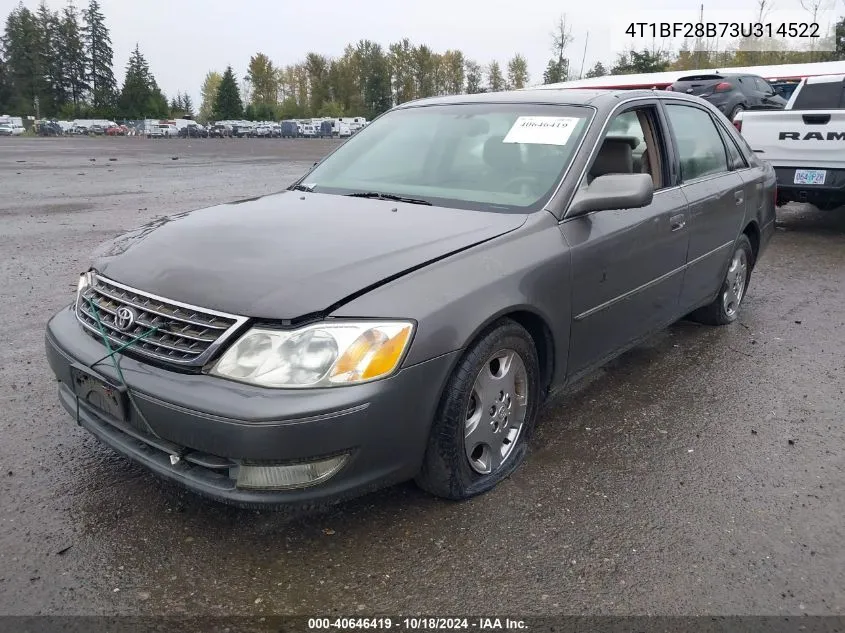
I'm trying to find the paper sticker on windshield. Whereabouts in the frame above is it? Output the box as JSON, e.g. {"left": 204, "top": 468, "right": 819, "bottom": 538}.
{"left": 502, "top": 116, "right": 580, "bottom": 146}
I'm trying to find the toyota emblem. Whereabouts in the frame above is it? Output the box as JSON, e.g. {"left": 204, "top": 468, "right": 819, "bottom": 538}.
{"left": 114, "top": 306, "right": 137, "bottom": 331}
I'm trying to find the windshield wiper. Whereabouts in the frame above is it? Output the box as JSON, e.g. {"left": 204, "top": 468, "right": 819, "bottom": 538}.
{"left": 346, "top": 191, "right": 432, "bottom": 206}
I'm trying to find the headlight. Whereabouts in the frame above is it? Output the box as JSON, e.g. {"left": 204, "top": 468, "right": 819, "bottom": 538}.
{"left": 75, "top": 271, "right": 94, "bottom": 307}
{"left": 210, "top": 321, "right": 415, "bottom": 388}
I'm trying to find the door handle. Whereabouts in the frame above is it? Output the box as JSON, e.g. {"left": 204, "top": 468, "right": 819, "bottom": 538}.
{"left": 734, "top": 190, "right": 744, "bottom": 205}
{"left": 670, "top": 214, "right": 686, "bottom": 231}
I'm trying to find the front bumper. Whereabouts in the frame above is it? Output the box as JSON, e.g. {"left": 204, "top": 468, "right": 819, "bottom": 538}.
{"left": 46, "top": 306, "right": 458, "bottom": 508}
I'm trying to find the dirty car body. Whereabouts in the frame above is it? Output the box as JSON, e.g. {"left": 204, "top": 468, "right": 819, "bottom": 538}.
{"left": 45, "top": 89, "right": 777, "bottom": 508}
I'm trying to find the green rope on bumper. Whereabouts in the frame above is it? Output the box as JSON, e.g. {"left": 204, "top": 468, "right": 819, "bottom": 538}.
{"left": 85, "top": 296, "right": 163, "bottom": 440}
{"left": 85, "top": 296, "right": 160, "bottom": 382}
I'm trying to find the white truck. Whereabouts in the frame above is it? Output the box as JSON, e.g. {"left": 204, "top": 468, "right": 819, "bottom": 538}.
{"left": 736, "top": 74, "right": 845, "bottom": 211}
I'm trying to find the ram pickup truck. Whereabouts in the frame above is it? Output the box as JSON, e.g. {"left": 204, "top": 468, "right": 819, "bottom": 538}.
{"left": 735, "top": 74, "right": 845, "bottom": 210}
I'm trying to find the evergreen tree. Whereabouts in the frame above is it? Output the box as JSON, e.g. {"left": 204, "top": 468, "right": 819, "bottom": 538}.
{"left": 356, "top": 40, "right": 391, "bottom": 118}
{"left": 182, "top": 94, "right": 194, "bottom": 117}
{"left": 585, "top": 61, "right": 608, "bottom": 78}
{"left": 213, "top": 66, "right": 243, "bottom": 119}
{"left": 464, "top": 59, "right": 484, "bottom": 94}
{"left": 82, "top": 0, "right": 116, "bottom": 115}
{"left": 57, "top": 1, "right": 87, "bottom": 115}
{"left": 118, "top": 44, "right": 166, "bottom": 119}
{"left": 487, "top": 60, "right": 505, "bottom": 92}
{"left": 36, "top": 1, "right": 62, "bottom": 115}
{"left": 0, "top": 57, "right": 12, "bottom": 112}
{"left": 2, "top": 5, "right": 43, "bottom": 115}
{"left": 543, "top": 59, "right": 566, "bottom": 84}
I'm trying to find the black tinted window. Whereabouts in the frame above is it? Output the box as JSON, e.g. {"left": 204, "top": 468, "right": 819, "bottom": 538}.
{"left": 665, "top": 104, "right": 729, "bottom": 180}
{"left": 792, "top": 80, "right": 845, "bottom": 109}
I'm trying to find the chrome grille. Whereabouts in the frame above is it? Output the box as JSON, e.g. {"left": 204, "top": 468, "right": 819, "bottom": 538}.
{"left": 76, "top": 274, "right": 248, "bottom": 366}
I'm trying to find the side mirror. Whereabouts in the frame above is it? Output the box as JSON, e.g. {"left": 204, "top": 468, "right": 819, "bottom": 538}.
{"left": 567, "top": 173, "right": 654, "bottom": 218}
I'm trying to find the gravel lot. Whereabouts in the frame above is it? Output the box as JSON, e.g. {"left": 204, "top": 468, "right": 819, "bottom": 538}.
{"left": 1, "top": 136, "right": 843, "bottom": 617}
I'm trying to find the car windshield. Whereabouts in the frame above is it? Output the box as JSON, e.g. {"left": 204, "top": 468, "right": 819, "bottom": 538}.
{"left": 298, "top": 103, "right": 593, "bottom": 211}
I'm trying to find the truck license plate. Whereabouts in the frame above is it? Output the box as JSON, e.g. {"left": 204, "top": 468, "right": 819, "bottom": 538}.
{"left": 794, "top": 169, "right": 826, "bottom": 185}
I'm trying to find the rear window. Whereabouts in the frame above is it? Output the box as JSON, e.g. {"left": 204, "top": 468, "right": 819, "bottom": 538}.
{"left": 792, "top": 80, "right": 845, "bottom": 110}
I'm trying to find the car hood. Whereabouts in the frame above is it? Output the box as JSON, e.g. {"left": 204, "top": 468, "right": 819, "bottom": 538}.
{"left": 93, "top": 191, "right": 528, "bottom": 319}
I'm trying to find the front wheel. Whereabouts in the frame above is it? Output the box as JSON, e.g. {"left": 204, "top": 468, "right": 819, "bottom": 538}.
{"left": 690, "top": 234, "right": 753, "bottom": 325}
{"left": 415, "top": 319, "right": 540, "bottom": 500}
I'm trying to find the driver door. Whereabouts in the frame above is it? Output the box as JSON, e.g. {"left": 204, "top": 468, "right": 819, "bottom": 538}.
{"left": 560, "top": 102, "right": 690, "bottom": 378}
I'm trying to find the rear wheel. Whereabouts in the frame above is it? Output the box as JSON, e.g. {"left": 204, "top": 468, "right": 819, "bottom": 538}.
{"left": 690, "top": 234, "right": 753, "bottom": 325}
{"left": 415, "top": 319, "right": 540, "bottom": 500}
{"left": 729, "top": 104, "right": 745, "bottom": 121}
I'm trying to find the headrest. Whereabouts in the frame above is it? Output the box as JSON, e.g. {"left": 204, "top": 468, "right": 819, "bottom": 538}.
{"left": 483, "top": 136, "right": 523, "bottom": 171}
{"left": 590, "top": 139, "right": 633, "bottom": 178}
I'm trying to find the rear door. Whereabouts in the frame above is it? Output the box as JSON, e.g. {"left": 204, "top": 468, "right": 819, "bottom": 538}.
{"left": 663, "top": 101, "right": 747, "bottom": 312}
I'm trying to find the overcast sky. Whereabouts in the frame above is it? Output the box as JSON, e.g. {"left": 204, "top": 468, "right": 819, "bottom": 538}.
{"left": 3, "top": 0, "right": 840, "bottom": 107}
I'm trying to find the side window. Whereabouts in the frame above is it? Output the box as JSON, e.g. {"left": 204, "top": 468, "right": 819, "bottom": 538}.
{"left": 665, "top": 104, "right": 729, "bottom": 181}
{"left": 715, "top": 119, "right": 748, "bottom": 170}
{"left": 587, "top": 106, "right": 666, "bottom": 189}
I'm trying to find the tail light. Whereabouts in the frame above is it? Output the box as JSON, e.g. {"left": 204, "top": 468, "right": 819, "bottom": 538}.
{"left": 714, "top": 82, "right": 733, "bottom": 92}
{"left": 733, "top": 118, "right": 742, "bottom": 132}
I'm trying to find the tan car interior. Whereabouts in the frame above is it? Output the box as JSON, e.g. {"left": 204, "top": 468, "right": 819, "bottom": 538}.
{"left": 588, "top": 108, "right": 664, "bottom": 190}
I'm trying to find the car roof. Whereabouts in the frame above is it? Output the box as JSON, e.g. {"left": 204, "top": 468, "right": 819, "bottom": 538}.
{"left": 393, "top": 88, "right": 712, "bottom": 110}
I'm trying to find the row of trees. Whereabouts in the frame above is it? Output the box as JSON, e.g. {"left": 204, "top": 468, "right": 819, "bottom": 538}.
{"left": 0, "top": 0, "right": 190, "bottom": 120}
{"left": 199, "top": 45, "right": 534, "bottom": 123}
{"left": 2, "top": 1, "right": 844, "bottom": 122}
{"left": 198, "top": 14, "right": 845, "bottom": 123}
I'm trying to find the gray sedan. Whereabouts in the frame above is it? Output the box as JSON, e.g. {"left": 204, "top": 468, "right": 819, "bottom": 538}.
{"left": 45, "top": 89, "right": 776, "bottom": 508}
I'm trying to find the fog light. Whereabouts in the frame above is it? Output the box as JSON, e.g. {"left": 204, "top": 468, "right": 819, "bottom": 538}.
{"left": 235, "top": 454, "right": 348, "bottom": 490}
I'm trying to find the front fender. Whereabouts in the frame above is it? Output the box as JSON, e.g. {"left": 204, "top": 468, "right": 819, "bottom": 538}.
{"left": 331, "top": 211, "right": 573, "bottom": 388}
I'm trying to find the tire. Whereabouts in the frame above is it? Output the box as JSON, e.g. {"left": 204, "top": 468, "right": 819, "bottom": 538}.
{"left": 415, "top": 319, "right": 541, "bottom": 500}
{"left": 689, "top": 234, "right": 754, "bottom": 326}
{"left": 729, "top": 104, "right": 745, "bottom": 121}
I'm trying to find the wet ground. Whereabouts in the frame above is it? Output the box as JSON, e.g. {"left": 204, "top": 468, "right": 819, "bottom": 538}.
{"left": 1, "top": 137, "right": 843, "bottom": 616}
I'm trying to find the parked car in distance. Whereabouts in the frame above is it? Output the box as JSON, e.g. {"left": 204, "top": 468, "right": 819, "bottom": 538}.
{"left": 0, "top": 123, "right": 13, "bottom": 136}
{"left": 89, "top": 124, "right": 105, "bottom": 135}
{"left": 46, "top": 89, "right": 776, "bottom": 510}
{"left": 178, "top": 124, "right": 208, "bottom": 138}
{"left": 36, "top": 121, "right": 64, "bottom": 136}
{"left": 667, "top": 73, "right": 787, "bottom": 119}
{"left": 301, "top": 123, "right": 316, "bottom": 138}
{"left": 232, "top": 124, "right": 253, "bottom": 138}
{"left": 281, "top": 121, "right": 298, "bottom": 138}
{"left": 209, "top": 124, "right": 232, "bottom": 138}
